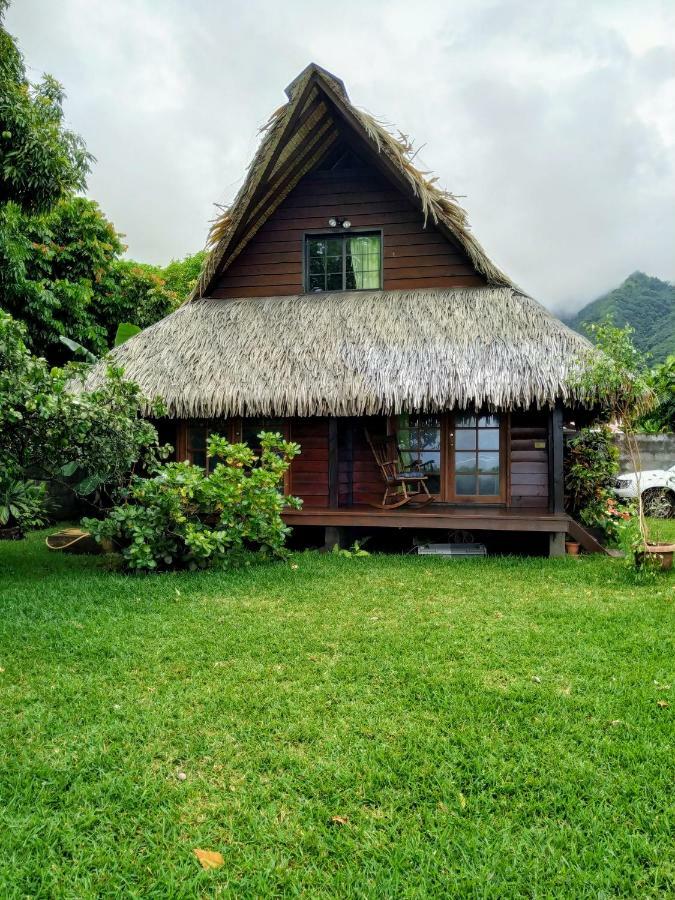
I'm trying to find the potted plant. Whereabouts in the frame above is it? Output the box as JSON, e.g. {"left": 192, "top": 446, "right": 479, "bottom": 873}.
{"left": 565, "top": 539, "right": 580, "bottom": 556}
{"left": 0, "top": 479, "right": 49, "bottom": 540}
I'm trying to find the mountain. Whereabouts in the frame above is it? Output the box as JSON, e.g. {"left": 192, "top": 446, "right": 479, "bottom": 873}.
{"left": 566, "top": 272, "right": 675, "bottom": 364}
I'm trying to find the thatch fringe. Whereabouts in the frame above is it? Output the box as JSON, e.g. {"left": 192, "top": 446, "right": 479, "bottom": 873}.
{"left": 81, "top": 287, "right": 592, "bottom": 418}
{"left": 193, "top": 65, "right": 515, "bottom": 301}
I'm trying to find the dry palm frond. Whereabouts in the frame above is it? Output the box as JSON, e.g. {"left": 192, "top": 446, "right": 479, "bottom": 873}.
{"left": 81, "top": 287, "right": 593, "bottom": 418}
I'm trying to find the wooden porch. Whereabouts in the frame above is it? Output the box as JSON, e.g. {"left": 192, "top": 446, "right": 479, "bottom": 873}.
{"left": 282, "top": 504, "right": 570, "bottom": 534}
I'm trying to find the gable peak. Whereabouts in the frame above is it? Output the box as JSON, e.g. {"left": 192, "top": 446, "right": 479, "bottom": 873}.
{"left": 284, "top": 63, "right": 349, "bottom": 101}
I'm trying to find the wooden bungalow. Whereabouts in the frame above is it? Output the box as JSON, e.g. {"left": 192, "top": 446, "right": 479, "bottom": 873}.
{"left": 84, "top": 64, "right": 596, "bottom": 555}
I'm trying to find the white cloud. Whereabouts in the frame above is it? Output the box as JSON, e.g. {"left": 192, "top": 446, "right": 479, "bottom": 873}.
{"left": 6, "top": 0, "right": 675, "bottom": 312}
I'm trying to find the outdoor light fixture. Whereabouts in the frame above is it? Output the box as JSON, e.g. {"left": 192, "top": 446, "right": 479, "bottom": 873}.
{"left": 327, "top": 217, "right": 352, "bottom": 229}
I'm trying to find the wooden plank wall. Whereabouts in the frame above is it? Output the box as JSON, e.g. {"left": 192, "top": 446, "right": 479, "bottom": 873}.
{"left": 337, "top": 417, "right": 387, "bottom": 507}
{"left": 212, "top": 165, "right": 484, "bottom": 298}
{"left": 289, "top": 418, "right": 330, "bottom": 508}
{"left": 509, "top": 411, "right": 549, "bottom": 509}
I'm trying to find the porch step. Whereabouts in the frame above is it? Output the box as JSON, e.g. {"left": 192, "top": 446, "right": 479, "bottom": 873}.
{"left": 567, "top": 519, "right": 613, "bottom": 555}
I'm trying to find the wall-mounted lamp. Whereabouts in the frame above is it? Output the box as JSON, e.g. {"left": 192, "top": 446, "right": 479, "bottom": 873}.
{"left": 328, "top": 217, "right": 352, "bottom": 229}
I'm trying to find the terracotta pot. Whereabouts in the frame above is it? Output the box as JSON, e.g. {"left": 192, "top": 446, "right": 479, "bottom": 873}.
{"left": 565, "top": 541, "right": 580, "bottom": 556}
{"left": 638, "top": 543, "right": 675, "bottom": 571}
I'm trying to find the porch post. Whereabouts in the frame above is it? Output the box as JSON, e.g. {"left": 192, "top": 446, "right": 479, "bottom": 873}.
{"left": 549, "top": 531, "right": 566, "bottom": 557}
{"left": 328, "top": 417, "right": 339, "bottom": 509}
{"left": 548, "top": 402, "right": 564, "bottom": 514}
{"left": 323, "top": 526, "right": 345, "bottom": 552}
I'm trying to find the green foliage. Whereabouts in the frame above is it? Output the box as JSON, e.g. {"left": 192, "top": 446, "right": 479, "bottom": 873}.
{"left": 0, "top": 196, "right": 203, "bottom": 363}
{"left": 113, "top": 322, "right": 142, "bottom": 347}
{"left": 564, "top": 426, "right": 626, "bottom": 543}
{"left": 639, "top": 356, "right": 675, "bottom": 433}
{"left": 572, "top": 320, "right": 655, "bottom": 552}
{"left": 0, "top": 15, "right": 92, "bottom": 213}
{"left": 85, "top": 432, "right": 301, "bottom": 572}
{"left": 567, "top": 272, "right": 675, "bottom": 365}
{"left": 332, "top": 539, "right": 371, "bottom": 558}
{"left": 0, "top": 309, "right": 165, "bottom": 501}
{"left": 161, "top": 250, "right": 207, "bottom": 301}
{"left": 0, "top": 196, "right": 123, "bottom": 361}
{"left": 574, "top": 318, "right": 653, "bottom": 419}
{"left": 0, "top": 478, "right": 48, "bottom": 529}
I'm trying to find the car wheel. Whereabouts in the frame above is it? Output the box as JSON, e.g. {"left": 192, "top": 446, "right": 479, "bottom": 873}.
{"left": 642, "top": 487, "right": 675, "bottom": 519}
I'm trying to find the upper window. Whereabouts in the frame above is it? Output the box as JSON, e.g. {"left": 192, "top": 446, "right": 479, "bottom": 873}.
{"left": 305, "top": 233, "right": 381, "bottom": 292}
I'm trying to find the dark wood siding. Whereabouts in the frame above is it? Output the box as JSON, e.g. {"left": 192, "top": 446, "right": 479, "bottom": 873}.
{"left": 289, "top": 418, "right": 330, "bottom": 508}
{"left": 337, "top": 417, "right": 387, "bottom": 507}
{"left": 213, "top": 165, "right": 485, "bottom": 298}
{"left": 509, "top": 411, "right": 549, "bottom": 509}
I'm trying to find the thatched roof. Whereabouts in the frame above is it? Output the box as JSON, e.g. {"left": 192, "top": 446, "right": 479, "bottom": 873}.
{"left": 81, "top": 287, "right": 592, "bottom": 417}
{"left": 191, "top": 63, "right": 515, "bottom": 299}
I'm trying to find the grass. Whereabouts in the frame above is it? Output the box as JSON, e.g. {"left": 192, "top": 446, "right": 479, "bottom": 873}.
{"left": 0, "top": 530, "right": 673, "bottom": 898}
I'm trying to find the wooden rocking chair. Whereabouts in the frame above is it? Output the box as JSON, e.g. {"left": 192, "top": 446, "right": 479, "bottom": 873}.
{"left": 365, "top": 431, "right": 434, "bottom": 509}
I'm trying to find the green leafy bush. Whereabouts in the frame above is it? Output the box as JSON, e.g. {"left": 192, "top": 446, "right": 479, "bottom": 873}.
{"left": 565, "top": 426, "right": 627, "bottom": 543}
{"left": 0, "top": 309, "right": 166, "bottom": 509}
{"left": 0, "top": 478, "right": 49, "bottom": 531}
{"left": 84, "top": 433, "right": 301, "bottom": 572}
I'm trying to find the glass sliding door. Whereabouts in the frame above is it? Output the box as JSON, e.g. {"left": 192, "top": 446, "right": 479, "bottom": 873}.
{"left": 451, "top": 414, "right": 503, "bottom": 501}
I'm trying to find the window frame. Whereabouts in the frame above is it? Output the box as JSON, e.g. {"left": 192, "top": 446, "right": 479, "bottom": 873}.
{"left": 390, "top": 412, "right": 508, "bottom": 504}
{"left": 302, "top": 228, "right": 383, "bottom": 294}
{"left": 447, "top": 413, "right": 507, "bottom": 503}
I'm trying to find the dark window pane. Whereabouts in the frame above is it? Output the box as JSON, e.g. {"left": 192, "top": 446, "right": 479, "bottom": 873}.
{"left": 308, "top": 274, "right": 324, "bottom": 291}
{"left": 478, "top": 429, "right": 499, "bottom": 450}
{"left": 188, "top": 427, "right": 206, "bottom": 450}
{"left": 326, "top": 238, "right": 343, "bottom": 255}
{"left": 326, "top": 255, "right": 342, "bottom": 274}
{"left": 455, "top": 429, "right": 476, "bottom": 450}
{"left": 477, "top": 452, "right": 500, "bottom": 474}
{"left": 479, "top": 474, "right": 499, "bottom": 495}
{"left": 191, "top": 450, "right": 206, "bottom": 469}
{"left": 326, "top": 273, "right": 343, "bottom": 291}
{"left": 345, "top": 267, "right": 356, "bottom": 290}
{"left": 426, "top": 473, "right": 441, "bottom": 493}
{"left": 309, "top": 257, "right": 324, "bottom": 275}
{"left": 456, "top": 473, "right": 477, "bottom": 495}
{"left": 308, "top": 239, "right": 325, "bottom": 258}
{"left": 455, "top": 451, "right": 476, "bottom": 473}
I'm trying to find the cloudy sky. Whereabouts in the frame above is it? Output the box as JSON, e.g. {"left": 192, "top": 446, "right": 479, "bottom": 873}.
{"left": 7, "top": 0, "right": 675, "bottom": 314}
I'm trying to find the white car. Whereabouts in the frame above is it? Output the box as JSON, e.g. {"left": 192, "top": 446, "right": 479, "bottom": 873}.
{"left": 615, "top": 464, "right": 675, "bottom": 517}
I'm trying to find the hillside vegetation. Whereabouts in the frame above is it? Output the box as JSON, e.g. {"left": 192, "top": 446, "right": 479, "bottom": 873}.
{"left": 567, "top": 272, "right": 674, "bottom": 363}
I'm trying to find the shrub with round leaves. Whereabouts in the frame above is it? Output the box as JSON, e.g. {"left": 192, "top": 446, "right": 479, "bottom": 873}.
{"left": 84, "top": 433, "right": 302, "bottom": 572}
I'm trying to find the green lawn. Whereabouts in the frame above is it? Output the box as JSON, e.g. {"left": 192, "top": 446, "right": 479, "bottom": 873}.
{"left": 0, "top": 531, "right": 673, "bottom": 897}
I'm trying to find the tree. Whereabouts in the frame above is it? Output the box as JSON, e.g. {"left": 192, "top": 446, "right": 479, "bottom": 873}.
{"left": 161, "top": 250, "right": 207, "bottom": 301}
{"left": 0, "top": 196, "right": 123, "bottom": 361}
{"left": 0, "top": 195, "right": 198, "bottom": 363}
{"left": 0, "top": 309, "right": 166, "bottom": 503}
{"left": 0, "top": 6, "right": 92, "bottom": 213}
{"left": 572, "top": 320, "right": 654, "bottom": 550}
{"left": 639, "top": 356, "right": 675, "bottom": 434}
